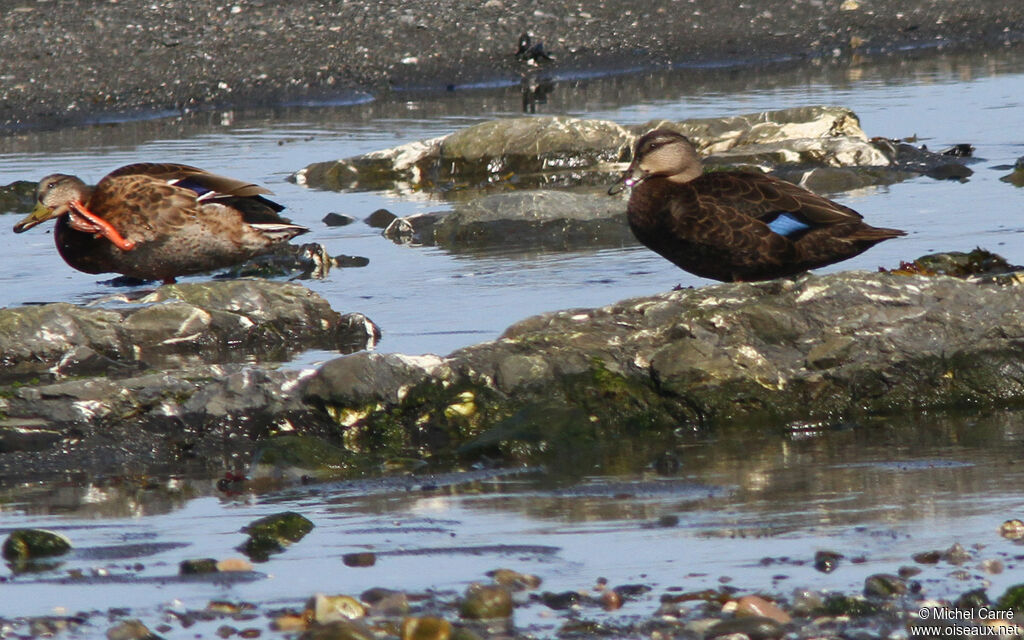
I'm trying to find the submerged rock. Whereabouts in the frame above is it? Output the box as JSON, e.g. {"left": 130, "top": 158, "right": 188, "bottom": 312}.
{"left": 383, "top": 190, "right": 631, "bottom": 251}
{"left": 2, "top": 528, "right": 72, "bottom": 561}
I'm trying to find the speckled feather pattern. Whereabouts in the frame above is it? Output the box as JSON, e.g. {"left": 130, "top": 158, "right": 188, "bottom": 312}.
{"left": 49, "top": 164, "right": 306, "bottom": 281}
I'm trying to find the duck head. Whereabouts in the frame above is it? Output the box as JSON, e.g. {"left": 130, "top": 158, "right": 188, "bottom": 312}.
{"left": 13, "top": 174, "right": 89, "bottom": 233}
{"left": 609, "top": 129, "right": 703, "bottom": 195}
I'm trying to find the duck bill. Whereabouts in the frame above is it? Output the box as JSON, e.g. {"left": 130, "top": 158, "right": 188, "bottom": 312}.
{"left": 607, "top": 164, "right": 646, "bottom": 196}
{"left": 12, "top": 202, "right": 61, "bottom": 233}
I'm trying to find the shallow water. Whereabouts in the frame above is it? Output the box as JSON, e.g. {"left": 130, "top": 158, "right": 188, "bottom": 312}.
{"left": 2, "top": 47, "right": 1024, "bottom": 626}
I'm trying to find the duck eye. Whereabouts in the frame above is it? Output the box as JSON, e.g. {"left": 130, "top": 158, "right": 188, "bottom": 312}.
{"left": 47, "top": 182, "right": 57, "bottom": 189}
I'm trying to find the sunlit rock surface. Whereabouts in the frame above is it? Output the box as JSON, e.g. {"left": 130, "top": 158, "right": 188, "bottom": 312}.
{"left": 304, "top": 252, "right": 1024, "bottom": 463}
{"left": 5, "top": 253, "right": 1024, "bottom": 481}
{"left": 0, "top": 280, "right": 378, "bottom": 380}
{"left": 301, "top": 107, "right": 971, "bottom": 252}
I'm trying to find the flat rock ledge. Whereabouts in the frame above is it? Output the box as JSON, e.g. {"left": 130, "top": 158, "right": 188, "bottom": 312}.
{"left": 294, "top": 106, "right": 971, "bottom": 196}
{"left": 6, "top": 258, "right": 1024, "bottom": 479}
{"left": 297, "top": 107, "right": 971, "bottom": 252}
{"left": 303, "top": 263, "right": 1024, "bottom": 464}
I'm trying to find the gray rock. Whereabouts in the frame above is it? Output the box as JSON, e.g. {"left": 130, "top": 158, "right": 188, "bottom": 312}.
{"left": 384, "top": 190, "right": 631, "bottom": 251}
{"left": 0, "top": 180, "right": 35, "bottom": 215}
{"left": 302, "top": 254, "right": 1024, "bottom": 463}
{"left": 0, "top": 280, "right": 380, "bottom": 380}
{"left": 293, "top": 115, "right": 631, "bottom": 192}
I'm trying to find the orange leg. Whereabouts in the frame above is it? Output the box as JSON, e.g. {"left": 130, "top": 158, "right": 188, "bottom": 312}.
{"left": 69, "top": 201, "right": 136, "bottom": 251}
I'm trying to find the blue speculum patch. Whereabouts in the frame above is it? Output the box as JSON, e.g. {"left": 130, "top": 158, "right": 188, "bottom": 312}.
{"left": 766, "top": 212, "right": 812, "bottom": 237}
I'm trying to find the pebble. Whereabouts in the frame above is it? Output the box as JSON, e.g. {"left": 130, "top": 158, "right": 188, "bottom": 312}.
{"left": 400, "top": 616, "right": 452, "bottom": 640}
{"left": 459, "top": 583, "right": 513, "bottom": 619}
{"left": 735, "top": 595, "right": 792, "bottom": 624}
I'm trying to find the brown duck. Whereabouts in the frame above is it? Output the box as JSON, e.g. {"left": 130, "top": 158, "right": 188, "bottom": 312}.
{"left": 13, "top": 163, "right": 309, "bottom": 283}
{"left": 611, "top": 129, "right": 906, "bottom": 282}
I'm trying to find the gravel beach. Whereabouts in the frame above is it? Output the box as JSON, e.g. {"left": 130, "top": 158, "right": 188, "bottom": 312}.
{"left": 2, "top": 0, "right": 1023, "bottom": 131}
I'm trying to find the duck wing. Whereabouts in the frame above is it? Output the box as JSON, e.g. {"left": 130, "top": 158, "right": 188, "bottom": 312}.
{"left": 105, "top": 163, "right": 283, "bottom": 209}
{"left": 694, "top": 171, "right": 864, "bottom": 232}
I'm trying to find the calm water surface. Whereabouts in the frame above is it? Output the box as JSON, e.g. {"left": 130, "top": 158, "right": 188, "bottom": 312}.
{"left": 1, "top": 48, "right": 1024, "bottom": 625}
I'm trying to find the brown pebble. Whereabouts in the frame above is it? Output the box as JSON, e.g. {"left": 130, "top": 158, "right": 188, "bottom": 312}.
{"left": 342, "top": 552, "right": 377, "bottom": 567}
{"left": 217, "top": 558, "right": 254, "bottom": 572}
{"left": 601, "top": 590, "right": 622, "bottom": 611}
{"left": 735, "top": 595, "right": 792, "bottom": 624}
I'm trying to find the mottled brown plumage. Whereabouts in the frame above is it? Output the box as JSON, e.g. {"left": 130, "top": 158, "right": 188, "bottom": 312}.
{"left": 13, "top": 163, "right": 309, "bottom": 283}
{"left": 612, "top": 129, "right": 906, "bottom": 282}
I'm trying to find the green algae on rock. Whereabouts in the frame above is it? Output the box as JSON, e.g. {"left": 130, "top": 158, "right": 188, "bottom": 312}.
{"left": 239, "top": 511, "right": 314, "bottom": 562}
{"left": 2, "top": 528, "right": 72, "bottom": 561}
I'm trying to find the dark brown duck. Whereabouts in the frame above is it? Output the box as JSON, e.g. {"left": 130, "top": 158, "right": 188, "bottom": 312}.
{"left": 611, "top": 129, "right": 905, "bottom": 282}
{"left": 13, "top": 163, "right": 309, "bottom": 283}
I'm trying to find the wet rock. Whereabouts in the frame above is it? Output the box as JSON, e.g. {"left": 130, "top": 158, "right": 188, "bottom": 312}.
{"left": 323, "top": 212, "right": 357, "bottom": 226}
{"left": 253, "top": 434, "right": 355, "bottom": 476}
{"left": 383, "top": 190, "right": 630, "bottom": 252}
{"left": 0, "top": 419, "right": 63, "bottom": 453}
{"left": 459, "top": 583, "right": 513, "bottom": 619}
{"left": 106, "top": 619, "right": 162, "bottom": 640}
{"left": 401, "top": 617, "right": 452, "bottom": 640}
{"left": 487, "top": 568, "right": 542, "bottom": 590}
{"left": 2, "top": 528, "right": 72, "bottom": 561}
{"left": 539, "top": 590, "right": 582, "bottom": 610}
{"left": 0, "top": 280, "right": 379, "bottom": 379}
{"left": 0, "top": 180, "right": 35, "bottom": 214}
{"left": 814, "top": 550, "right": 844, "bottom": 573}
{"left": 294, "top": 116, "right": 631, "bottom": 192}
{"left": 299, "top": 619, "right": 375, "bottom": 640}
{"left": 706, "top": 616, "right": 785, "bottom": 640}
{"left": 864, "top": 574, "right": 908, "bottom": 598}
{"left": 942, "top": 542, "right": 972, "bottom": 565}
{"left": 180, "top": 558, "right": 220, "bottom": 574}
{"left": 996, "top": 584, "right": 1024, "bottom": 613}
{"left": 364, "top": 208, "right": 398, "bottom": 228}
{"left": 342, "top": 552, "right": 376, "bottom": 567}
{"left": 305, "top": 253, "right": 1024, "bottom": 465}
{"left": 309, "top": 594, "right": 366, "bottom": 622}
{"left": 1002, "top": 519, "right": 1024, "bottom": 540}
{"left": 735, "top": 595, "right": 792, "bottom": 624}
{"left": 913, "top": 550, "right": 942, "bottom": 564}
{"left": 239, "top": 511, "right": 314, "bottom": 562}
{"left": 999, "top": 158, "right": 1024, "bottom": 187}
{"left": 956, "top": 588, "right": 991, "bottom": 610}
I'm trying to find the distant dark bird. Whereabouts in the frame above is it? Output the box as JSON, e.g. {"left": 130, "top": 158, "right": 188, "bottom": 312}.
{"left": 610, "top": 129, "right": 905, "bottom": 282}
{"left": 13, "top": 163, "right": 309, "bottom": 284}
{"left": 515, "top": 32, "right": 553, "bottom": 64}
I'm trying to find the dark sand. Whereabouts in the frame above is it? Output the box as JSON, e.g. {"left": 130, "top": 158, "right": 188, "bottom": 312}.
{"left": 2, "top": 0, "right": 1023, "bottom": 131}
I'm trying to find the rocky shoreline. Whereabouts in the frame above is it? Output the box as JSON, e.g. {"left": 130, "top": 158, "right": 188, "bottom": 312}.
{"left": 2, "top": 0, "right": 1024, "bottom": 131}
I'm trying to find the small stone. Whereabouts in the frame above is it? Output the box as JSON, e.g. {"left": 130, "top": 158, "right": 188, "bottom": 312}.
{"left": 298, "top": 618, "right": 374, "bottom": 640}
{"left": 980, "top": 559, "right": 1004, "bottom": 575}
{"left": 2, "top": 529, "right": 72, "bottom": 561}
{"left": 814, "top": 550, "right": 843, "bottom": 573}
{"left": 539, "top": 590, "right": 582, "bottom": 610}
{"left": 180, "top": 558, "right": 219, "bottom": 574}
{"left": 459, "top": 583, "right": 513, "bottom": 619}
{"left": 942, "top": 542, "right": 972, "bottom": 565}
{"left": 216, "top": 557, "right": 254, "bottom": 572}
{"left": 322, "top": 213, "right": 357, "bottom": 226}
{"left": 333, "top": 255, "right": 370, "bottom": 268}
{"left": 601, "top": 590, "right": 622, "bottom": 611}
{"left": 864, "top": 574, "right": 908, "bottom": 598}
{"left": 271, "top": 614, "right": 306, "bottom": 632}
{"left": 342, "top": 552, "right": 376, "bottom": 567}
{"left": 706, "top": 616, "right": 784, "bottom": 640}
{"left": 735, "top": 595, "right": 792, "bottom": 624}
{"left": 487, "top": 568, "right": 542, "bottom": 590}
{"left": 897, "top": 566, "right": 922, "bottom": 579}
{"left": 1000, "top": 519, "right": 1024, "bottom": 540}
{"left": 106, "top": 619, "right": 158, "bottom": 640}
{"left": 364, "top": 209, "right": 398, "bottom": 228}
{"left": 913, "top": 550, "right": 942, "bottom": 564}
{"left": 401, "top": 616, "right": 452, "bottom": 640}
{"left": 309, "top": 594, "right": 366, "bottom": 622}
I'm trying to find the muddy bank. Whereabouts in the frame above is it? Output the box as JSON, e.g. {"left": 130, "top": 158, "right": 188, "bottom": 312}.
{"left": 2, "top": 0, "right": 1023, "bottom": 130}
